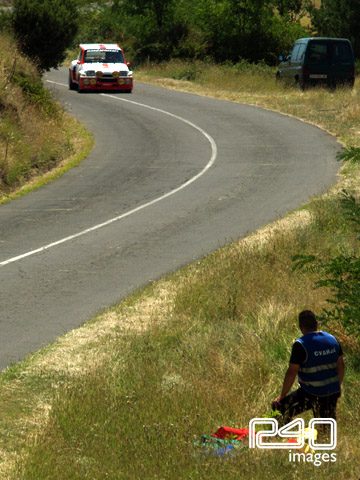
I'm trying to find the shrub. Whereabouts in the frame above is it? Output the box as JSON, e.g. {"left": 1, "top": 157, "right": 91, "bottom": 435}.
{"left": 337, "top": 146, "right": 360, "bottom": 165}
{"left": 293, "top": 190, "right": 360, "bottom": 338}
{"left": 13, "top": 71, "right": 58, "bottom": 115}
{"left": 12, "top": 0, "right": 79, "bottom": 71}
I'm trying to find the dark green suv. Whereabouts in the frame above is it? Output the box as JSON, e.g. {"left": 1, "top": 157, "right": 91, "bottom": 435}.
{"left": 277, "top": 37, "right": 355, "bottom": 89}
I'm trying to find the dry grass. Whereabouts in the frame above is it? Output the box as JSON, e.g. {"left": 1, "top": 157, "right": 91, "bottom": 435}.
{"left": 0, "top": 281, "right": 175, "bottom": 476}
{"left": 22, "top": 281, "right": 175, "bottom": 378}
{"left": 136, "top": 61, "right": 360, "bottom": 146}
{"left": 1, "top": 57, "right": 360, "bottom": 478}
{"left": 1, "top": 200, "right": 359, "bottom": 477}
{"left": 0, "top": 33, "right": 92, "bottom": 203}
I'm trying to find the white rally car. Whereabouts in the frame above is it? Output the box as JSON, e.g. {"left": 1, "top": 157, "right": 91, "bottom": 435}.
{"left": 69, "top": 43, "right": 133, "bottom": 93}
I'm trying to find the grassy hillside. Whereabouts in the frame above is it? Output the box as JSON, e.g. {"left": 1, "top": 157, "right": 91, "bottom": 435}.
{"left": 0, "top": 60, "right": 359, "bottom": 478}
{"left": 0, "top": 32, "right": 92, "bottom": 203}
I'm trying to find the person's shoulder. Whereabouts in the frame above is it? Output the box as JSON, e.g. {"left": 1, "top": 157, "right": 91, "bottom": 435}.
{"left": 319, "top": 330, "right": 340, "bottom": 342}
{"left": 319, "top": 331, "right": 343, "bottom": 354}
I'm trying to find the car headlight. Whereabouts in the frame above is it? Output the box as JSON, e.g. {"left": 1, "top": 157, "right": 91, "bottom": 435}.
{"left": 96, "top": 71, "right": 103, "bottom": 78}
{"left": 85, "top": 70, "right": 96, "bottom": 77}
{"left": 112, "top": 71, "right": 119, "bottom": 78}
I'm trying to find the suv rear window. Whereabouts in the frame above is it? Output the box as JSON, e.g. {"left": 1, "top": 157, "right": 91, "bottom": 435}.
{"left": 332, "top": 42, "right": 352, "bottom": 62}
{"left": 307, "top": 41, "right": 353, "bottom": 66}
{"left": 307, "top": 43, "right": 328, "bottom": 66}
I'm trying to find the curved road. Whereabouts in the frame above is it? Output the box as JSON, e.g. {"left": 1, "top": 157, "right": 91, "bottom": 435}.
{"left": 0, "top": 67, "right": 340, "bottom": 370}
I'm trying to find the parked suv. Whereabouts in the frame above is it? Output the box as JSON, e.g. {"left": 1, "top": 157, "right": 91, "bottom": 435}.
{"left": 276, "top": 37, "right": 355, "bottom": 89}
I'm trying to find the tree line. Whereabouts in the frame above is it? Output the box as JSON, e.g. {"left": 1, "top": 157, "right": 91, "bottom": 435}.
{"left": 1, "top": 0, "right": 359, "bottom": 71}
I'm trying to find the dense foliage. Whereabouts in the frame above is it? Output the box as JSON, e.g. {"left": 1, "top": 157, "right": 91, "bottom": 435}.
{"left": 12, "top": 0, "right": 79, "bottom": 70}
{"left": 293, "top": 168, "right": 360, "bottom": 339}
{"left": 307, "top": 0, "right": 360, "bottom": 58}
{"left": 73, "top": 0, "right": 308, "bottom": 64}
{"left": 74, "top": 0, "right": 360, "bottom": 64}
{"left": 1, "top": 1, "right": 358, "bottom": 67}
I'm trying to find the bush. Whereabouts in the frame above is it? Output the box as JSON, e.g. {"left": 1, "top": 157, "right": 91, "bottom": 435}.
{"left": 0, "top": 8, "right": 12, "bottom": 32}
{"left": 337, "top": 146, "right": 360, "bottom": 165}
{"left": 13, "top": 71, "right": 57, "bottom": 115}
{"left": 293, "top": 190, "right": 360, "bottom": 338}
{"left": 12, "top": 0, "right": 79, "bottom": 71}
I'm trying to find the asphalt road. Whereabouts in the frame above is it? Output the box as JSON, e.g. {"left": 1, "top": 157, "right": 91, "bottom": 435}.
{"left": 0, "top": 68, "right": 341, "bottom": 370}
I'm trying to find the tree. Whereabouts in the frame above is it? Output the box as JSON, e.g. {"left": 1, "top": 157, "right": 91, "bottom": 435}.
{"left": 195, "top": 0, "right": 306, "bottom": 63}
{"left": 121, "top": 0, "right": 190, "bottom": 61}
{"left": 307, "top": 0, "right": 360, "bottom": 57}
{"left": 124, "top": 0, "right": 174, "bottom": 32}
{"left": 12, "top": 0, "right": 79, "bottom": 71}
{"left": 72, "top": 0, "right": 307, "bottom": 64}
{"left": 275, "top": 0, "right": 304, "bottom": 17}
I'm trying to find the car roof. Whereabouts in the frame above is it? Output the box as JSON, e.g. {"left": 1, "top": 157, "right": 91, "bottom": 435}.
{"left": 79, "top": 44, "right": 122, "bottom": 50}
{"left": 295, "top": 37, "right": 351, "bottom": 43}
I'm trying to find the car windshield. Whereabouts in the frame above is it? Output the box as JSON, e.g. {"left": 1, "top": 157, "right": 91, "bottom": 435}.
{"left": 84, "top": 50, "right": 125, "bottom": 63}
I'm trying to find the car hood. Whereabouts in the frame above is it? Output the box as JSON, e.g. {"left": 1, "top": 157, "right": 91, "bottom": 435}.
{"left": 80, "top": 62, "right": 129, "bottom": 73}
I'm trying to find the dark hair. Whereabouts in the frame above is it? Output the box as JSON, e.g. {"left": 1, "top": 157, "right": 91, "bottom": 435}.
{"left": 299, "top": 310, "right": 318, "bottom": 331}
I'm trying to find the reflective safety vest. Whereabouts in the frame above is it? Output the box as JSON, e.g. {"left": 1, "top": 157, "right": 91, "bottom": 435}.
{"left": 296, "top": 331, "right": 340, "bottom": 397}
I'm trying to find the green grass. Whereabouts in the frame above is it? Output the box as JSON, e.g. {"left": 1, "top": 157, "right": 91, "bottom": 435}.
{"left": 1, "top": 60, "right": 360, "bottom": 479}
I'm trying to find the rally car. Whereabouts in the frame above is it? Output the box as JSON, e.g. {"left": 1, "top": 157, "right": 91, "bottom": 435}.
{"left": 69, "top": 43, "right": 133, "bottom": 93}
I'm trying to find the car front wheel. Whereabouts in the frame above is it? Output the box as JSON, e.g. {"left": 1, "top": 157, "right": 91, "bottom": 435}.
{"left": 69, "top": 71, "right": 77, "bottom": 90}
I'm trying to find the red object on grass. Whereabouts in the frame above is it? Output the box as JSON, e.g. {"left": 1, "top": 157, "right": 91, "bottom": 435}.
{"left": 211, "top": 426, "right": 251, "bottom": 441}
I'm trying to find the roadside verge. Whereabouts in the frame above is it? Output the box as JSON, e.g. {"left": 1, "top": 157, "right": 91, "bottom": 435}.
{"left": 1, "top": 69, "right": 360, "bottom": 479}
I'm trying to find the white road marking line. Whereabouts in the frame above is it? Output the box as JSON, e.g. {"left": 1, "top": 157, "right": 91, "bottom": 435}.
{"left": 0, "top": 81, "right": 218, "bottom": 267}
